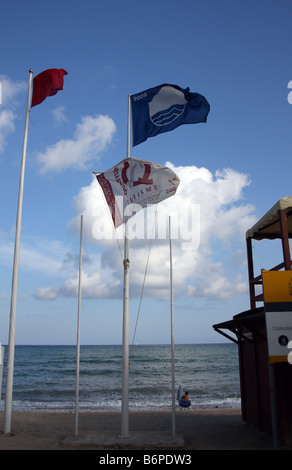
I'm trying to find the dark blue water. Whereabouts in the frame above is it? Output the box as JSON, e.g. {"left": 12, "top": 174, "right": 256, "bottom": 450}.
{"left": 0, "top": 343, "right": 240, "bottom": 411}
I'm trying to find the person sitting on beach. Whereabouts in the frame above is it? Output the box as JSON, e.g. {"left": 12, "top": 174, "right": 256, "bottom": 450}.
{"left": 179, "top": 390, "right": 191, "bottom": 408}
{"left": 182, "top": 391, "right": 189, "bottom": 401}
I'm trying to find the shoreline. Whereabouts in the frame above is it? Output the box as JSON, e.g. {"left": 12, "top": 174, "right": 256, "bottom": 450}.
{"left": 0, "top": 408, "right": 273, "bottom": 450}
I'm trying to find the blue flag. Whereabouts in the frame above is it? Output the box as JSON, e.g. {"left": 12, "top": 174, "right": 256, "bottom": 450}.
{"left": 130, "top": 84, "right": 210, "bottom": 146}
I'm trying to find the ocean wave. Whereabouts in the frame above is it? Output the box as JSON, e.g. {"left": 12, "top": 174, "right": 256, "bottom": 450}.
{"left": 0, "top": 344, "right": 241, "bottom": 412}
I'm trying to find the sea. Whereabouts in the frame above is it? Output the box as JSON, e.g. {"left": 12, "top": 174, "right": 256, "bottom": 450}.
{"left": 0, "top": 343, "right": 241, "bottom": 411}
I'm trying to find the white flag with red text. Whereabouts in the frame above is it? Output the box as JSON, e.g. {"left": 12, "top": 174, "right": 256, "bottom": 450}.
{"left": 96, "top": 158, "right": 180, "bottom": 228}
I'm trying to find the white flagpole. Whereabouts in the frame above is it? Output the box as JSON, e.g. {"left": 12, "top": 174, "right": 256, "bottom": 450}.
{"left": 75, "top": 214, "right": 83, "bottom": 436}
{"left": 121, "top": 95, "right": 131, "bottom": 438}
{"left": 126, "top": 94, "right": 131, "bottom": 160}
{"left": 0, "top": 344, "right": 4, "bottom": 403}
{"left": 169, "top": 216, "right": 176, "bottom": 437}
{"left": 4, "top": 69, "right": 33, "bottom": 434}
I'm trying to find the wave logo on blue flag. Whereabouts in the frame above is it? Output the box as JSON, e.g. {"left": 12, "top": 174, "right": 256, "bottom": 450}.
{"left": 130, "top": 84, "right": 210, "bottom": 146}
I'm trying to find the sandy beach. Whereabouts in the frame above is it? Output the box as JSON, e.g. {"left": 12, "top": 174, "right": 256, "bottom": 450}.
{"left": 0, "top": 408, "right": 274, "bottom": 450}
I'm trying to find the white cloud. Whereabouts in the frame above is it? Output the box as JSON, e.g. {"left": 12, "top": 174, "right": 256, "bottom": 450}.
{"left": 35, "top": 271, "right": 121, "bottom": 300}
{"left": 36, "top": 114, "right": 116, "bottom": 174}
{"left": 37, "top": 162, "right": 257, "bottom": 302}
{"left": 34, "top": 287, "right": 58, "bottom": 301}
{"left": 0, "top": 110, "right": 16, "bottom": 152}
{"left": 51, "top": 105, "right": 68, "bottom": 124}
{"left": 0, "top": 75, "right": 26, "bottom": 105}
{"left": 0, "top": 75, "right": 26, "bottom": 152}
{"left": 61, "top": 271, "right": 121, "bottom": 298}
{"left": 0, "top": 233, "right": 71, "bottom": 277}
{"left": 0, "top": 162, "right": 254, "bottom": 303}
{"left": 187, "top": 266, "right": 248, "bottom": 299}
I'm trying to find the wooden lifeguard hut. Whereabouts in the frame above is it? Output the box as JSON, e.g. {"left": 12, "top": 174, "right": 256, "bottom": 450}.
{"left": 213, "top": 197, "right": 292, "bottom": 447}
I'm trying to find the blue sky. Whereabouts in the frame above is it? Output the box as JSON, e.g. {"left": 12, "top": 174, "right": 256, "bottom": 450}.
{"left": 0, "top": 0, "right": 291, "bottom": 345}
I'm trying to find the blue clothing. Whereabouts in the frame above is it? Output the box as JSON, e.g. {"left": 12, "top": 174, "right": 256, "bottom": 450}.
{"left": 179, "top": 399, "right": 191, "bottom": 408}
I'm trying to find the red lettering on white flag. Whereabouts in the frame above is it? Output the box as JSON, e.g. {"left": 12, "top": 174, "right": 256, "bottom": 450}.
{"left": 96, "top": 158, "right": 180, "bottom": 228}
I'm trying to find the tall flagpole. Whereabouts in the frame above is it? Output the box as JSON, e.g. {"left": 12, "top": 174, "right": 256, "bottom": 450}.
{"left": 75, "top": 214, "right": 83, "bottom": 436}
{"left": 121, "top": 95, "right": 131, "bottom": 438}
{"left": 4, "top": 69, "right": 33, "bottom": 434}
{"left": 169, "top": 216, "right": 176, "bottom": 437}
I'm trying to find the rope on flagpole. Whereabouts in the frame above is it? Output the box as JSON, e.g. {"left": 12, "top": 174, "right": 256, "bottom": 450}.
{"left": 130, "top": 205, "right": 158, "bottom": 350}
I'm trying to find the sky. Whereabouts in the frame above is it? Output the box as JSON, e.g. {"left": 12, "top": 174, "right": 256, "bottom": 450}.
{"left": 0, "top": 0, "right": 291, "bottom": 345}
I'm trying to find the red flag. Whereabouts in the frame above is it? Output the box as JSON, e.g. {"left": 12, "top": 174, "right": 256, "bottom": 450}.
{"left": 31, "top": 68, "right": 68, "bottom": 107}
